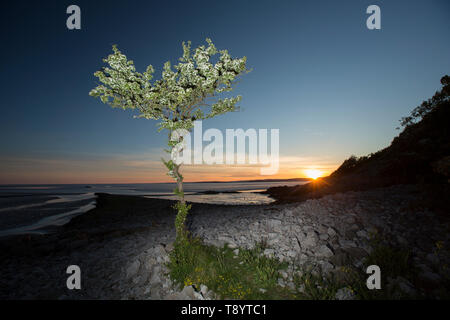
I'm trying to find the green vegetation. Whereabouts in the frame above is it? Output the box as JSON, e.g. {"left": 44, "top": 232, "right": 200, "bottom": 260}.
{"left": 291, "top": 268, "right": 342, "bottom": 300}
{"left": 166, "top": 234, "right": 433, "bottom": 300}
{"left": 364, "top": 235, "right": 413, "bottom": 280}
{"left": 168, "top": 238, "right": 292, "bottom": 299}
{"left": 290, "top": 238, "right": 417, "bottom": 300}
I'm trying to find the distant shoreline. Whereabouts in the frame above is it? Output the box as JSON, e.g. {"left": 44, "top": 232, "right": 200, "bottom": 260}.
{"left": 0, "top": 180, "right": 312, "bottom": 237}
{"left": 0, "top": 177, "right": 312, "bottom": 186}
{"left": 0, "top": 187, "right": 289, "bottom": 237}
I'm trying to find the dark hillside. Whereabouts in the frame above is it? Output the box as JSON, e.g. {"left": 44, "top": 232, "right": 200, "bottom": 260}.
{"left": 267, "top": 75, "right": 450, "bottom": 209}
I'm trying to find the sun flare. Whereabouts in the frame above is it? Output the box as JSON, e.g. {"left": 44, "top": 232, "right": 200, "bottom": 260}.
{"left": 305, "top": 169, "right": 323, "bottom": 180}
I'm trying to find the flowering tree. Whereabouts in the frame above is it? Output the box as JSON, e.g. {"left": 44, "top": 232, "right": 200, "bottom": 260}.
{"left": 89, "top": 39, "right": 249, "bottom": 241}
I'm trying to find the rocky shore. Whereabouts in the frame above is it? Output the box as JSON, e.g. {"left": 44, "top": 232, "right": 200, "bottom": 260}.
{"left": 192, "top": 184, "right": 449, "bottom": 298}
{"left": 0, "top": 184, "right": 449, "bottom": 299}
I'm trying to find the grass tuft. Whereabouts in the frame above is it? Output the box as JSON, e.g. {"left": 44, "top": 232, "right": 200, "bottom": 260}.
{"left": 166, "top": 233, "right": 447, "bottom": 300}
{"left": 167, "top": 238, "right": 292, "bottom": 299}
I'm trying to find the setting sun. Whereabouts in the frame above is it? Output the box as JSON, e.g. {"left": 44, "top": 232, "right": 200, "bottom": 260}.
{"left": 305, "top": 169, "right": 323, "bottom": 180}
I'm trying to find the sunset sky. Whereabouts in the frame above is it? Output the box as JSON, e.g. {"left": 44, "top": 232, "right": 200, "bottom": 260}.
{"left": 1, "top": 0, "right": 450, "bottom": 184}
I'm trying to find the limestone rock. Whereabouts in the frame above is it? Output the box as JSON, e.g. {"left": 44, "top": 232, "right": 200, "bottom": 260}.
{"left": 335, "top": 287, "right": 356, "bottom": 300}
{"left": 316, "top": 245, "right": 334, "bottom": 258}
{"left": 126, "top": 260, "right": 140, "bottom": 278}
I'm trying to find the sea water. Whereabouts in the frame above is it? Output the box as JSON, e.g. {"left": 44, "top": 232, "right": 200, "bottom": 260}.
{"left": 0, "top": 181, "right": 307, "bottom": 236}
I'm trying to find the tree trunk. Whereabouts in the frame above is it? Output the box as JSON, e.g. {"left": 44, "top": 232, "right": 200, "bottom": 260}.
{"left": 170, "top": 134, "right": 190, "bottom": 242}
{"left": 174, "top": 163, "right": 185, "bottom": 204}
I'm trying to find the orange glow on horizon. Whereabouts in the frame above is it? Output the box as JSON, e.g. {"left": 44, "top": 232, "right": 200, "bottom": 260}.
{"left": 304, "top": 169, "right": 323, "bottom": 180}
{"left": 0, "top": 156, "right": 336, "bottom": 184}
{"left": 0, "top": 171, "right": 329, "bottom": 184}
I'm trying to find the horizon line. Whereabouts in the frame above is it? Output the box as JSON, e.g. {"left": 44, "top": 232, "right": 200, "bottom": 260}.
{"left": 0, "top": 177, "right": 316, "bottom": 186}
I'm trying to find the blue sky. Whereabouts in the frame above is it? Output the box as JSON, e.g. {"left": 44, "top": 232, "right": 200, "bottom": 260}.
{"left": 1, "top": 0, "right": 449, "bottom": 183}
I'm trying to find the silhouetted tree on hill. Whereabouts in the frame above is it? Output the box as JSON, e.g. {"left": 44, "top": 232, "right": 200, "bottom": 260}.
{"left": 399, "top": 75, "right": 449, "bottom": 128}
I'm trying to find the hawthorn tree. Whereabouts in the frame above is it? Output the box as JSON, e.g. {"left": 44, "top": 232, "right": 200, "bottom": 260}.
{"left": 89, "top": 39, "right": 249, "bottom": 242}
